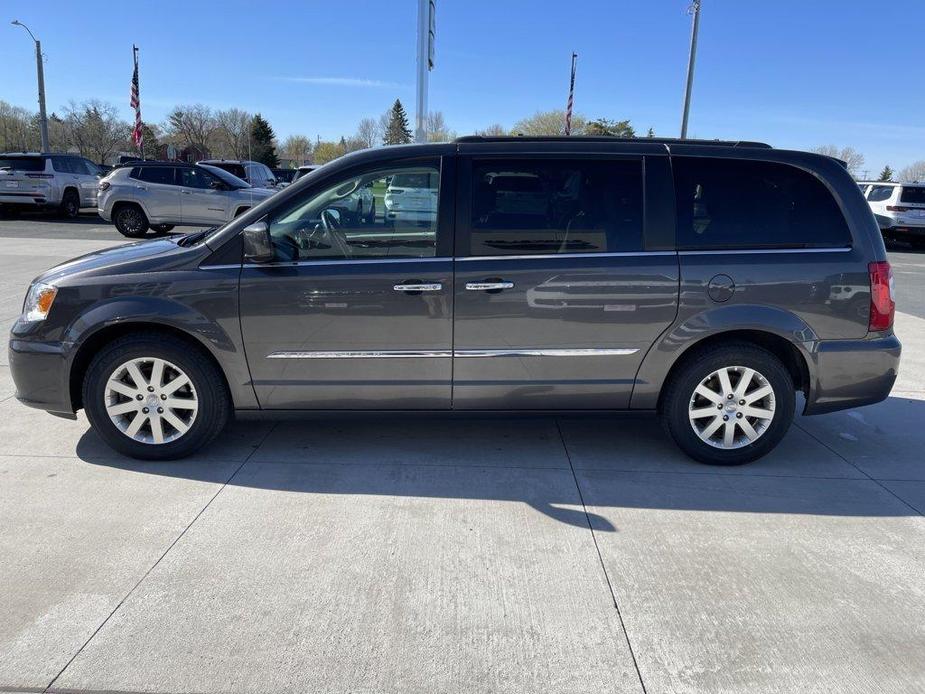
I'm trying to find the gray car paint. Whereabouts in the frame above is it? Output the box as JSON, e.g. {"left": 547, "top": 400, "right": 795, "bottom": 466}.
{"left": 8, "top": 139, "right": 900, "bottom": 421}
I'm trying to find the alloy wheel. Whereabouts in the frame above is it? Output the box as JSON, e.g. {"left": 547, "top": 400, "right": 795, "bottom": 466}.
{"left": 688, "top": 365, "right": 776, "bottom": 449}
{"left": 104, "top": 357, "right": 198, "bottom": 444}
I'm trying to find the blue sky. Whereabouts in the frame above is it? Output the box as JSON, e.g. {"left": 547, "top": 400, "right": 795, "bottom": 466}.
{"left": 2, "top": 0, "right": 923, "bottom": 175}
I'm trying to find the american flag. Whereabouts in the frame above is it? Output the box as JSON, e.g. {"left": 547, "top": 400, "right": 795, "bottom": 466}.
{"left": 564, "top": 52, "right": 577, "bottom": 136}
{"left": 130, "top": 46, "right": 143, "bottom": 151}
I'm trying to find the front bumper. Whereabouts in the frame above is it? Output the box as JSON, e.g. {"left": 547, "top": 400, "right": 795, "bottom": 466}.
{"left": 8, "top": 333, "right": 75, "bottom": 416}
{"left": 804, "top": 334, "right": 901, "bottom": 415}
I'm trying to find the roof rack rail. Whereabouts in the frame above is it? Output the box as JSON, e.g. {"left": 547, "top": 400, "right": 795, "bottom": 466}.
{"left": 454, "top": 135, "right": 772, "bottom": 148}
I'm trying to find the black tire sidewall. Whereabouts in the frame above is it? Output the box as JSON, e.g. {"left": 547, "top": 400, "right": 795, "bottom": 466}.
{"left": 83, "top": 336, "right": 229, "bottom": 460}
{"left": 114, "top": 206, "right": 149, "bottom": 238}
{"left": 60, "top": 190, "right": 79, "bottom": 219}
{"left": 663, "top": 345, "right": 795, "bottom": 466}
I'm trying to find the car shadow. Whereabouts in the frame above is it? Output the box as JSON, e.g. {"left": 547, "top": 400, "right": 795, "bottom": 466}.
{"left": 74, "top": 396, "right": 925, "bottom": 531}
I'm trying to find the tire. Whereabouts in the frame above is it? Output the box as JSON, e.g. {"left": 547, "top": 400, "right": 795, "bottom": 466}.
{"left": 82, "top": 332, "right": 230, "bottom": 460}
{"left": 113, "top": 204, "right": 149, "bottom": 238}
{"left": 660, "top": 343, "right": 795, "bottom": 465}
{"left": 59, "top": 189, "right": 80, "bottom": 219}
{"left": 150, "top": 224, "right": 175, "bottom": 234}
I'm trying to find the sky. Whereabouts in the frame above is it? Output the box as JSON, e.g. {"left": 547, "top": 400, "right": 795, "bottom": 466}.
{"left": 1, "top": 0, "right": 923, "bottom": 176}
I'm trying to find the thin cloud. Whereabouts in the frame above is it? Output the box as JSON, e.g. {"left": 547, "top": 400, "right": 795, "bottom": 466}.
{"left": 275, "top": 76, "right": 408, "bottom": 89}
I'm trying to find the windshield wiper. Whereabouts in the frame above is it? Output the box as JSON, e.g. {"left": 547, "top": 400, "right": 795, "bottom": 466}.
{"left": 175, "top": 227, "right": 216, "bottom": 247}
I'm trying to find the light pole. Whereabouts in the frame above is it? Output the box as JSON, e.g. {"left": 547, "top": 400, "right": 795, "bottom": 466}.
{"left": 11, "top": 20, "right": 49, "bottom": 153}
{"left": 680, "top": 0, "right": 701, "bottom": 139}
{"left": 415, "top": 0, "right": 435, "bottom": 143}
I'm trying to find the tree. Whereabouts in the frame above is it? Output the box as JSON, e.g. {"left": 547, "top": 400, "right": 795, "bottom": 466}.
{"left": 165, "top": 104, "right": 215, "bottom": 152}
{"left": 355, "top": 117, "right": 379, "bottom": 149}
{"left": 899, "top": 161, "right": 925, "bottom": 182}
{"left": 585, "top": 118, "right": 635, "bottom": 137}
{"left": 281, "top": 135, "right": 312, "bottom": 165}
{"left": 250, "top": 113, "right": 279, "bottom": 168}
{"left": 474, "top": 123, "right": 507, "bottom": 136}
{"left": 425, "top": 111, "right": 455, "bottom": 142}
{"left": 878, "top": 165, "right": 894, "bottom": 182}
{"left": 812, "top": 145, "right": 865, "bottom": 178}
{"left": 0, "top": 100, "right": 38, "bottom": 151}
{"left": 512, "top": 109, "right": 587, "bottom": 136}
{"left": 313, "top": 140, "right": 342, "bottom": 164}
{"left": 383, "top": 99, "right": 412, "bottom": 145}
{"left": 213, "top": 108, "right": 252, "bottom": 159}
{"left": 62, "top": 100, "right": 131, "bottom": 164}
{"left": 646, "top": 127, "right": 655, "bottom": 138}
{"left": 140, "top": 123, "right": 161, "bottom": 160}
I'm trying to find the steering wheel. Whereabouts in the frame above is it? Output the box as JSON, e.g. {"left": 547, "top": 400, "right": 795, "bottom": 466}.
{"left": 319, "top": 208, "right": 352, "bottom": 258}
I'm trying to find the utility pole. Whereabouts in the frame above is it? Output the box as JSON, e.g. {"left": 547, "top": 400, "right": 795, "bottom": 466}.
{"left": 11, "top": 20, "right": 49, "bottom": 152}
{"left": 415, "top": 0, "right": 436, "bottom": 143}
{"left": 680, "top": 0, "right": 701, "bottom": 139}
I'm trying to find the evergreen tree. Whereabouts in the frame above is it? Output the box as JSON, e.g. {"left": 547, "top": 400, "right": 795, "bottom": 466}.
{"left": 250, "top": 113, "right": 279, "bottom": 168}
{"left": 383, "top": 99, "right": 413, "bottom": 145}
{"left": 646, "top": 127, "right": 655, "bottom": 138}
{"left": 878, "top": 165, "right": 894, "bottom": 182}
{"left": 140, "top": 123, "right": 160, "bottom": 160}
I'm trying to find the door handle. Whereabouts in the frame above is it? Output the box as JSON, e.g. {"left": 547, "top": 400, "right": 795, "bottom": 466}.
{"left": 466, "top": 281, "right": 514, "bottom": 291}
{"left": 134, "top": 185, "right": 147, "bottom": 190}
{"left": 181, "top": 190, "right": 192, "bottom": 195}
{"left": 394, "top": 282, "right": 442, "bottom": 292}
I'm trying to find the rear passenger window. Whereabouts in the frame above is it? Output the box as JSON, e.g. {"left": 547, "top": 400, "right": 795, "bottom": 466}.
{"left": 468, "top": 159, "right": 643, "bottom": 255}
{"left": 868, "top": 186, "right": 894, "bottom": 202}
{"left": 672, "top": 158, "right": 851, "bottom": 249}
{"left": 134, "top": 167, "right": 176, "bottom": 185}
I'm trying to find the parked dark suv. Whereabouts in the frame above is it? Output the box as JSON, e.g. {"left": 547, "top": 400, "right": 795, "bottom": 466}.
{"left": 9, "top": 137, "right": 900, "bottom": 464}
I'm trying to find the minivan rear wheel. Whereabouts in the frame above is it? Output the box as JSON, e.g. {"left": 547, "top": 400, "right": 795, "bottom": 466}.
{"left": 83, "top": 333, "right": 230, "bottom": 460}
{"left": 113, "top": 204, "right": 149, "bottom": 238}
{"left": 661, "top": 343, "right": 795, "bottom": 465}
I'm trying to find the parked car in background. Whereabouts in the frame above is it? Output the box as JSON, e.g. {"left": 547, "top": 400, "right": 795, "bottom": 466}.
{"left": 199, "top": 159, "right": 279, "bottom": 190}
{"left": 293, "top": 164, "right": 321, "bottom": 181}
{"left": 10, "top": 137, "right": 899, "bottom": 464}
{"left": 272, "top": 168, "right": 297, "bottom": 187}
{"left": 384, "top": 169, "right": 438, "bottom": 225}
{"left": 97, "top": 160, "right": 275, "bottom": 237}
{"left": 859, "top": 181, "right": 925, "bottom": 245}
{"left": 0, "top": 153, "right": 101, "bottom": 218}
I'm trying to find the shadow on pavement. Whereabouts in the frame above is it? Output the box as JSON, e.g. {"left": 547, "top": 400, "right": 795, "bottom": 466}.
{"left": 75, "top": 396, "right": 925, "bottom": 529}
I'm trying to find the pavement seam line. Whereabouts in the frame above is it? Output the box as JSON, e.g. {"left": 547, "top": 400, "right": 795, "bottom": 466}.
{"left": 41, "top": 422, "right": 280, "bottom": 693}
{"left": 554, "top": 418, "right": 649, "bottom": 694}
{"left": 794, "top": 421, "right": 924, "bottom": 516}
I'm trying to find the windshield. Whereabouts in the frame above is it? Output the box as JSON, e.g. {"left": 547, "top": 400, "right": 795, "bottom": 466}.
{"left": 0, "top": 156, "right": 45, "bottom": 172}
{"left": 199, "top": 164, "right": 249, "bottom": 189}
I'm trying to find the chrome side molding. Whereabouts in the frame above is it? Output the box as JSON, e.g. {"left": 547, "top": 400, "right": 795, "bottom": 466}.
{"left": 267, "top": 348, "right": 638, "bottom": 359}
{"left": 454, "top": 348, "right": 639, "bottom": 358}
{"left": 268, "top": 350, "right": 452, "bottom": 359}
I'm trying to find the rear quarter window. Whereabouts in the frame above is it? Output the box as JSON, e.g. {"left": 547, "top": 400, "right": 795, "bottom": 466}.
{"left": 672, "top": 157, "right": 852, "bottom": 249}
{"left": 900, "top": 187, "right": 925, "bottom": 204}
{"left": 0, "top": 156, "right": 46, "bottom": 172}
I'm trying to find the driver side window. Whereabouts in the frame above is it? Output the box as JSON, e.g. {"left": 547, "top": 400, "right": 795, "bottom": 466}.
{"left": 266, "top": 161, "right": 440, "bottom": 262}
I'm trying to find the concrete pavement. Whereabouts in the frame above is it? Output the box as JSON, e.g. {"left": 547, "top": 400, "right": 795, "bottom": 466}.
{"left": 0, "top": 227, "right": 923, "bottom": 693}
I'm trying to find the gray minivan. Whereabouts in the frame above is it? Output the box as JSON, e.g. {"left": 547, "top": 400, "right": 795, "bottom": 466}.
{"left": 9, "top": 137, "right": 901, "bottom": 464}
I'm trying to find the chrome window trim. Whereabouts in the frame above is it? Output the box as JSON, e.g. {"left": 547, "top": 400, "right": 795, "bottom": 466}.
{"left": 678, "top": 246, "right": 852, "bottom": 256}
{"left": 244, "top": 256, "right": 448, "bottom": 269}
{"left": 267, "top": 348, "right": 638, "bottom": 360}
{"left": 456, "top": 251, "right": 677, "bottom": 261}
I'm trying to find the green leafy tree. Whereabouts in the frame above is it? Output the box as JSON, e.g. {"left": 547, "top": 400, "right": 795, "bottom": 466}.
{"left": 250, "top": 113, "right": 279, "bottom": 168}
{"left": 878, "top": 165, "right": 894, "bottom": 182}
{"left": 140, "top": 123, "right": 160, "bottom": 160}
{"left": 313, "top": 140, "right": 342, "bottom": 164}
{"left": 383, "top": 99, "right": 412, "bottom": 145}
{"left": 585, "top": 118, "right": 635, "bottom": 137}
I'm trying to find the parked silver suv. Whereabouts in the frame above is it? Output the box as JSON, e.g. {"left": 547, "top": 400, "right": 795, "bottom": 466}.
{"left": 0, "top": 153, "right": 101, "bottom": 218}
{"left": 98, "top": 161, "right": 276, "bottom": 237}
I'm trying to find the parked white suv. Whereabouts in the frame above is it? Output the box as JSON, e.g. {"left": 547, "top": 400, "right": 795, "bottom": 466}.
{"left": 384, "top": 169, "right": 438, "bottom": 225}
{"left": 859, "top": 181, "right": 925, "bottom": 245}
{"left": 98, "top": 161, "right": 275, "bottom": 237}
{"left": 198, "top": 159, "right": 280, "bottom": 190}
{"left": 0, "top": 153, "right": 101, "bottom": 218}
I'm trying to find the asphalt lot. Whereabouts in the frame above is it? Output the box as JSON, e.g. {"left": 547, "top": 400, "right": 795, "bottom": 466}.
{"left": 1, "top": 215, "right": 924, "bottom": 693}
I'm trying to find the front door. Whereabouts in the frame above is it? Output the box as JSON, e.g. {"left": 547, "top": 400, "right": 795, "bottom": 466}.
{"left": 452, "top": 154, "right": 679, "bottom": 409}
{"left": 178, "top": 167, "right": 229, "bottom": 224}
{"left": 239, "top": 156, "right": 453, "bottom": 409}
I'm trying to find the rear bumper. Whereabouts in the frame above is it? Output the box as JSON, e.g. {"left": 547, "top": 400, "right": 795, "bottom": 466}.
{"left": 804, "top": 334, "right": 901, "bottom": 415}
{"left": 0, "top": 194, "right": 49, "bottom": 207}
{"left": 8, "top": 335, "right": 74, "bottom": 416}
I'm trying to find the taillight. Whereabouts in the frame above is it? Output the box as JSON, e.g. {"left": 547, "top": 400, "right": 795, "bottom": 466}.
{"left": 886, "top": 206, "right": 909, "bottom": 212}
{"left": 868, "top": 261, "right": 895, "bottom": 332}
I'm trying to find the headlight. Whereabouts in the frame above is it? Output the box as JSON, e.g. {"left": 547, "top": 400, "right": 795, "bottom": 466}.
{"left": 23, "top": 282, "right": 58, "bottom": 322}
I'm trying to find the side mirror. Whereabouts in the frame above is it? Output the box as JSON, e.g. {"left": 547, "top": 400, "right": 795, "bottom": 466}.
{"left": 242, "top": 221, "right": 274, "bottom": 263}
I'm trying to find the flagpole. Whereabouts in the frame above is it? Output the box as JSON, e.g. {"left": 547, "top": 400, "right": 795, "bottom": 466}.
{"left": 132, "top": 44, "right": 143, "bottom": 160}
{"left": 564, "top": 52, "right": 577, "bottom": 136}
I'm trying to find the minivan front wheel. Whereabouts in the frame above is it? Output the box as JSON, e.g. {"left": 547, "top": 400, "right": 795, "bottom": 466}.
{"left": 83, "top": 333, "right": 230, "bottom": 460}
{"left": 661, "top": 344, "right": 795, "bottom": 465}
